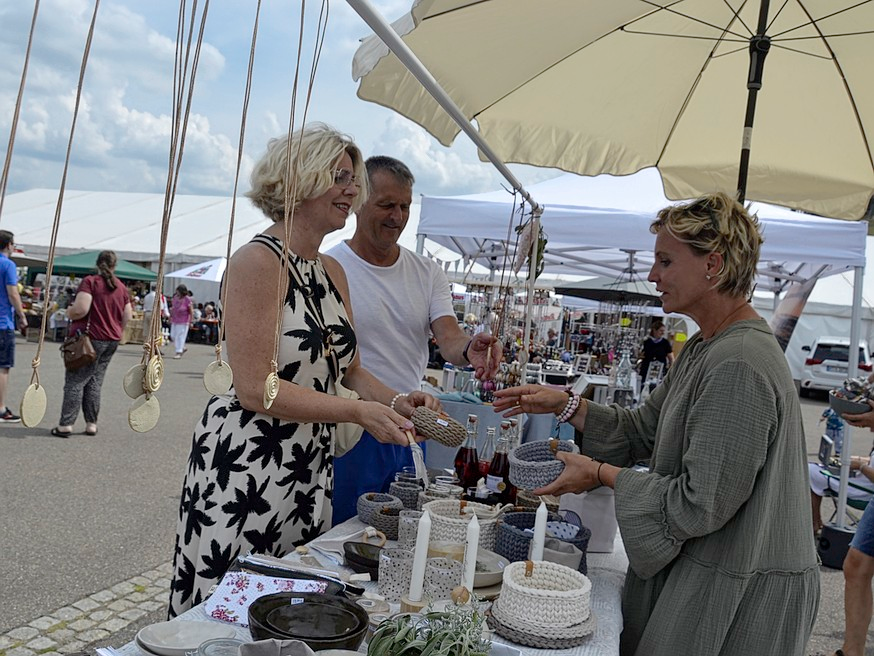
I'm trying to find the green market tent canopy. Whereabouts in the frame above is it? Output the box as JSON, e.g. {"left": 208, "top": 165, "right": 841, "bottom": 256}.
{"left": 29, "top": 251, "right": 156, "bottom": 282}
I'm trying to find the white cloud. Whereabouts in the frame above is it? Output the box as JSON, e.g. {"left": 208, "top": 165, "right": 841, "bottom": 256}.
{"left": 371, "top": 115, "right": 499, "bottom": 196}
{"left": 0, "top": 0, "right": 554, "bottom": 204}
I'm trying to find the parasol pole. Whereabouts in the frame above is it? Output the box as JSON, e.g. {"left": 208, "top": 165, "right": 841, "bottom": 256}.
{"left": 346, "top": 0, "right": 542, "bottom": 218}
{"left": 736, "top": 0, "right": 771, "bottom": 202}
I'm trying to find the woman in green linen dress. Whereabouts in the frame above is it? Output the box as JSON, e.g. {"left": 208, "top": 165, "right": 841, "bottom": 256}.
{"left": 494, "top": 192, "right": 819, "bottom": 656}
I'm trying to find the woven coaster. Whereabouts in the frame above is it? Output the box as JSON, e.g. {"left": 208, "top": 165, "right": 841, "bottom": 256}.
{"left": 488, "top": 606, "right": 596, "bottom": 649}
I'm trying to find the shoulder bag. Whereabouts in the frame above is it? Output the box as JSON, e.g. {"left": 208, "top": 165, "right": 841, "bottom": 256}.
{"left": 61, "top": 312, "right": 96, "bottom": 371}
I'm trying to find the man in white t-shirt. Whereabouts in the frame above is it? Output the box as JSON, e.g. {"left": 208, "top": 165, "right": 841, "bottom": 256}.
{"left": 328, "top": 156, "right": 500, "bottom": 524}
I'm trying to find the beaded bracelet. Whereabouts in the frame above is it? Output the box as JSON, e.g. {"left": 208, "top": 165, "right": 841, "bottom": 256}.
{"left": 390, "top": 392, "right": 408, "bottom": 411}
{"left": 556, "top": 392, "right": 581, "bottom": 424}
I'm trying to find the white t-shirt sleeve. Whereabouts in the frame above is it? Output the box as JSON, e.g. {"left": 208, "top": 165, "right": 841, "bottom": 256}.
{"left": 428, "top": 263, "right": 456, "bottom": 325}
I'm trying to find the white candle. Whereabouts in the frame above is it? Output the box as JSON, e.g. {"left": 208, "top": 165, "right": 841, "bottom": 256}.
{"left": 408, "top": 509, "right": 431, "bottom": 602}
{"left": 462, "top": 514, "right": 480, "bottom": 593}
{"left": 530, "top": 501, "right": 548, "bottom": 561}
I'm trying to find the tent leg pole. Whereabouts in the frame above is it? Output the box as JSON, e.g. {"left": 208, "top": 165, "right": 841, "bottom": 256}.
{"left": 836, "top": 264, "right": 865, "bottom": 528}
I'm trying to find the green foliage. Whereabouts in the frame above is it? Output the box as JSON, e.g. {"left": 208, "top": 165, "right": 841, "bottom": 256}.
{"left": 367, "top": 603, "right": 492, "bottom": 656}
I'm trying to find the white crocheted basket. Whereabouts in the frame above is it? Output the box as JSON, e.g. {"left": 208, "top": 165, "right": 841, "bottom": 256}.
{"left": 421, "top": 499, "right": 500, "bottom": 551}
{"left": 498, "top": 560, "right": 592, "bottom": 630}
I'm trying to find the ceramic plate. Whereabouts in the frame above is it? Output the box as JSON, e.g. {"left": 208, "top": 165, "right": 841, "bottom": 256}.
{"left": 474, "top": 548, "right": 509, "bottom": 588}
{"left": 136, "top": 621, "right": 236, "bottom": 656}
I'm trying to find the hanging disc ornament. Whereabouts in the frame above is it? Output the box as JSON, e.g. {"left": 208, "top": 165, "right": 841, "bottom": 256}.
{"left": 263, "top": 371, "right": 279, "bottom": 410}
{"left": 145, "top": 355, "right": 164, "bottom": 393}
{"left": 204, "top": 360, "right": 233, "bottom": 395}
{"left": 20, "top": 383, "right": 47, "bottom": 427}
{"left": 129, "top": 393, "right": 160, "bottom": 433}
{"left": 123, "top": 363, "right": 147, "bottom": 399}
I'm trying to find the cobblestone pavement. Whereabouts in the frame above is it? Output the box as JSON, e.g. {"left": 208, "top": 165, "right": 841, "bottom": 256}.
{"left": 1, "top": 563, "right": 171, "bottom": 656}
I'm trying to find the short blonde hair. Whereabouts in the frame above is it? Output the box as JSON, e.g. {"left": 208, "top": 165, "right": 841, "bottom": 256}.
{"left": 650, "top": 192, "right": 763, "bottom": 299}
{"left": 246, "top": 123, "right": 368, "bottom": 222}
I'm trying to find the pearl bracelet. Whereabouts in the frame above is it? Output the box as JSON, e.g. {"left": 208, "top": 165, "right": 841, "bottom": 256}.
{"left": 557, "top": 392, "right": 581, "bottom": 424}
{"left": 390, "top": 392, "right": 408, "bottom": 411}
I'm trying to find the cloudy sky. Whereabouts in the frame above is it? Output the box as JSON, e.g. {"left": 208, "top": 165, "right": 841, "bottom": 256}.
{"left": 0, "top": 0, "right": 560, "bottom": 200}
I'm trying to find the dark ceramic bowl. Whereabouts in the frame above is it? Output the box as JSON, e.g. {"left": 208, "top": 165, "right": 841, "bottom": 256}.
{"left": 248, "top": 592, "right": 368, "bottom": 651}
{"left": 343, "top": 541, "right": 382, "bottom": 570}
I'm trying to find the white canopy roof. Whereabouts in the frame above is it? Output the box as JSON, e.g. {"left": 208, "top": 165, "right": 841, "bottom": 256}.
{"left": 0, "top": 188, "right": 458, "bottom": 267}
{"left": 419, "top": 168, "right": 868, "bottom": 293}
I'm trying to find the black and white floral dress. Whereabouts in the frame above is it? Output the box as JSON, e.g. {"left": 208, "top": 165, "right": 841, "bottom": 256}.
{"left": 168, "top": 234, "right": 357, "bottom": 617}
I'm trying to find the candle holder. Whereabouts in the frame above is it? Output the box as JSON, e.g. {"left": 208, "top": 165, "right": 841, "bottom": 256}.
{"left": 397, "top": 509, "right": 423, "bottom": 550}
{"left": 377, "top": 548, "right": 415, "bottom": 603}
{"left": 424, "top": 557, "right": 464, "bottom": 602}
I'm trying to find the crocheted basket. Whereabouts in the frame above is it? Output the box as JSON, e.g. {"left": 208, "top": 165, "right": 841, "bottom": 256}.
{"left": 388, "top": 481, "right": 421, "bottom": 510}
{"left": 516, "top": 490, "right": 560, "bottom": 514}
{"left": 508, "top": 439, "right": 575, "bottom": 490}
{"left": 411, "top": 406, "right": 466, "bottom": 447}
{"left": 356, "top": 492, "right": 403, "bottom": 525}
{"left": 494, "top": 511, "right": 590, "bottom": 574}
{"left": 416, "top": 484, "right": 463, "bottom": 510}
{"left": 369, "top": 506, "right": 401, "bottom": 541}
{"left": 487, "top": 560, "right": 596, "bottom": 648}
{"left": 487, "top": 611, "right": 595, "bottom": 649}
{"left": 421, "top": 499, "right": 501, "bottom": 551}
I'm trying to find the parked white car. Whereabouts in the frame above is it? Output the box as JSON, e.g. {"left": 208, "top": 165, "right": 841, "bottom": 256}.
{"left": 799, "top": 336, "right": 872, "bottom": 396}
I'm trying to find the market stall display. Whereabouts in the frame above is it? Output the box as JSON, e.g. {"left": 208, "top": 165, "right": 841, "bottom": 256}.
{"left": 112, "top": 515, "right": 629, "bottom": 656}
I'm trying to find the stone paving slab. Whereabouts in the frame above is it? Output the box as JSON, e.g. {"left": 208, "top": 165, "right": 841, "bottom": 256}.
{"left": 0, "top": 564, "right": 171, "bottom": 656}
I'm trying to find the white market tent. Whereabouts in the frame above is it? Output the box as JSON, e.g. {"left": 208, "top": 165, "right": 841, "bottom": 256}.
{"left": 418, "top": 168, "right": 868, "bottom": 294}
{"left": 0, "top": 188, "right": 461, "bottom": 271}
{"left": 419, "top": 167, "right": 872, "bottom": 382}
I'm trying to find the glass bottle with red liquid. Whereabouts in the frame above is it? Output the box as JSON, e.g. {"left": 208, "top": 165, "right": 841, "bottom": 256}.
{"left": 487, "top": 420, "right": 517, "bottom": 504}
{"left": 454, "top": 414, "right": 480, "bottom": 490}
{"left": 478, "top": 426, "right": 496, "bottom": 480}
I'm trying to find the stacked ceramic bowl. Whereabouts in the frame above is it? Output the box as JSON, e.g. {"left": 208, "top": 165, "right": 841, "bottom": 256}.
{"left": 248, "top": 592, "right": 369, "bottom": 652}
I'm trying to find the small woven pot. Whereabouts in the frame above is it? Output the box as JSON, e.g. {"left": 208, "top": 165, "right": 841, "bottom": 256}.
{"left": 370, "top": 506, "right": 401, "bottom": 541}
{"left": 487, "top": 560, "right": 596, "bottom": 647}
{"left": 411, "top": 406, "right": 466, "bottom": 447}
{"left": 388, "top": 481, "right": 421, "bottom": 510}
{"left": 516, "top": 490, "right": 560, "bottom": 513}
{"left": 416, "top": 485, "right": 462, "bottom": 510}
{"left": 356, "top": 492, "right": 403, "bottom": 525}
{"left": 509, "top": 439, "right": 575, "bottom": 490}
{"left": 422, "top": 499, "right": 500, "bottom": 551}
{"left": 496, "top": 510, "right": 593, "bottom": 574}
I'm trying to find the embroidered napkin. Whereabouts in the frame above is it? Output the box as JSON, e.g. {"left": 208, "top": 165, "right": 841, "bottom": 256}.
{"left": 204, "top": 572, "right": 327, "bottom": 626}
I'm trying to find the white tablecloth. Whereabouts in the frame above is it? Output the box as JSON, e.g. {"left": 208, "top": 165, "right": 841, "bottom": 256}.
{"left": 117, "top": 518, "right": 628, "bottom": 656}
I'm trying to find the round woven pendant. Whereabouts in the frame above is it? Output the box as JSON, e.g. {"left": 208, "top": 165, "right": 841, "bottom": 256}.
{"left": 203, "top": 360, "right": 233, "bottom": 395}
{"left": 263, "top": 371, "right": 279, "bottom": 410}
{"left": 144, "top": 355, "right": 164, "bottom": 393}
{"left": 123, "top": 363, "right": 147, "bottom": 399}
{"left": 129, "top": 393, "right": 160, "bottom": 433}
{"left": 20, "top": 383, "right": 47, "bottom": 427}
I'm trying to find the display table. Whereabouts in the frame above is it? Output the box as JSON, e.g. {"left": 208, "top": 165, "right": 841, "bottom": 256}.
{"left": 116, "top": 517, "right": 627, "bottom": 656}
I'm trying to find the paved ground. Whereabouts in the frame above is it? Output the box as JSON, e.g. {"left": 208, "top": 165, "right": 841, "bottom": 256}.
{"left": 0, "top": 337, "right": 872, "bottom": 655}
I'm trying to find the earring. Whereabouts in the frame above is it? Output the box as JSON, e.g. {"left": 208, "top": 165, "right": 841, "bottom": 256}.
{"left": 706, "top": 274, "right": 712, "bottom": 280}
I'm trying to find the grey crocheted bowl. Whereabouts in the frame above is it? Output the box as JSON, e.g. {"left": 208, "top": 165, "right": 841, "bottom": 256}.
{"left": 356, "top": 492, "right": 403, "bottom": 525}
{"left": 509, "top": 439, "right": 575, "bottom": 490}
